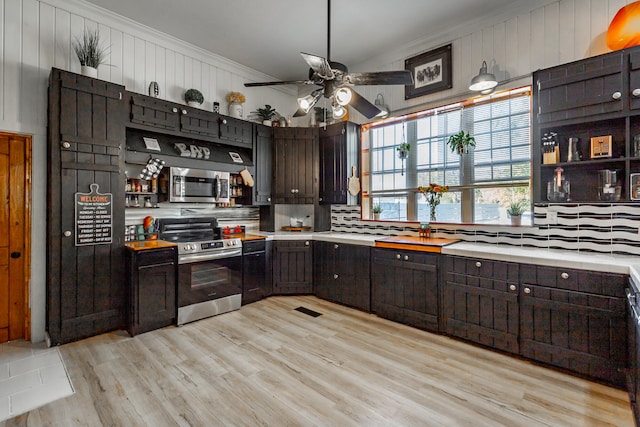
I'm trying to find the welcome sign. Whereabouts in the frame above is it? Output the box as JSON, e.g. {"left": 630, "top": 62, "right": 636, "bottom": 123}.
{"left": 75, "top": 183, "right": 113, "bottom": 246}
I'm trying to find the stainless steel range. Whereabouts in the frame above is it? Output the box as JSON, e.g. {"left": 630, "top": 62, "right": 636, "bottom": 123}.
{"left": 156, "top": 217, "right": 242, "bottom": 325}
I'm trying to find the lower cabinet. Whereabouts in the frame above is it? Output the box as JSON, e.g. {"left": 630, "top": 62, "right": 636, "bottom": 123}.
{"left": 126, "top": 246, "right": 177, "bottom": 336}
{"left": 444, "top": 255, "right": 628, "bottom": 388}
{"left": 519, "top": 264, "right": 628, "bottom": 388}
{"left": 272, "top": 240, "right": 313, "bottom": 294}
{"left": 443, "top": 256, "right": 520, "bottom": 354}
{"left": 314, "top": 241, "right": 370, "bottom": 312}
{"left": 242, "top": 239, "right": 272, "bottom": 305}
{"left": 371, "top": 248, "right": 439, "bottom": 332}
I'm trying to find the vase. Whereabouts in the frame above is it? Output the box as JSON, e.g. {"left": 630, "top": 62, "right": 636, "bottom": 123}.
{"left": 228, "top": 102, "right": 243, "bottom": 118}
{"left": 148, "top": 81, "right": 160, "bottom": 98}
{"left": 429, "top": 204, "right": 437, "bottom": 222}
{"left": 187, "top": 101, "right": 201, "bottom": 108}
{"left": 81, "top": 66, "right": 97, "bottom": 78}
{"left": 262, "top": 120, "right": 272, "bottom": 126}
{"left": 510, "top": 215, "right": 522, "bottom": 226}
{"left": 373, "top": 213, "right": 380, "bottom": 220}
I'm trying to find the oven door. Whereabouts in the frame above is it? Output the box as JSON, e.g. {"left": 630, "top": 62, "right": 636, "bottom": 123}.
{"left": 178, "top": 254, "right": 242, "bottom": 307}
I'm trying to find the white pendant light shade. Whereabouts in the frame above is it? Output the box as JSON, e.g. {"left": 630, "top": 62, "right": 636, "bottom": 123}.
{"left": 469, "top": 60, "right": 498, "bottom": 92}
{"left": 297, "top": 89, "right": 323, "bottom": 113}
{"left": 334, "top": 87, "right": 353, "bottom": 106}
{"left": 332, "top": 104, "right": 346, "bottom": 119}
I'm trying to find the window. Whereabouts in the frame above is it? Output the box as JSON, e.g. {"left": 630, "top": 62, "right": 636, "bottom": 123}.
{"left": 365, "top": 87, "right": 531, "bottom": 225}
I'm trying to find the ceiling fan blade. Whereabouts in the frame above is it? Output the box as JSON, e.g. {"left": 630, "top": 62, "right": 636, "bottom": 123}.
{"left": 345, "top": 70, "right": 414, "bottom": 86}
{"left": 300, "top": 52, "right": 334, "bottom": 80}
{"left": 349, "top": 89, "right": 382, "bottom": 119}
{"left": 244, "top": 80, "right": 312, "bottom": 87}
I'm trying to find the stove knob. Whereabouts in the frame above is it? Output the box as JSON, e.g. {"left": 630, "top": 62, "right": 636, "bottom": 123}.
{"left": 183, "top": 245, "right": 190, "bottom": 252}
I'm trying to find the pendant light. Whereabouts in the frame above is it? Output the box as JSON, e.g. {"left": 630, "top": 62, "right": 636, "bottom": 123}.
{"left": 374, "top": 93, "right": 390, "bottom": 118}
{"left": 469, "top": 60, "right": 498, "bottom": 92}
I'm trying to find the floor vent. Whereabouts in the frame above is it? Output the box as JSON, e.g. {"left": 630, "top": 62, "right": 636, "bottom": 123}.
{"left": 294, "top": 306, "right": 322, "bottom": 317}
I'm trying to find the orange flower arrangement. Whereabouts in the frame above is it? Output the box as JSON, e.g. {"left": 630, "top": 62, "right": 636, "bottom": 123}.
{"left": 418, "top": 183, "right": 449, "bottom": 221}
{"left": 226, "top": 91, "right": 246, "bottom": 104}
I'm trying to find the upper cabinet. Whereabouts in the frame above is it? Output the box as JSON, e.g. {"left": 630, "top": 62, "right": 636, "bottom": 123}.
{"left": 318, "top": 121, "right": 360, "bottom": 205}
{"left": 253, "top": 124, "right": 273, "bottom": 205}
{"left": 532, "top": 45, "right": 640, "bottom": 204}
{"left": 272, "top": 127, "right": 318, "bottom": 204}
{"left": 127, "top": 92, "right": 252, "bottom": 148}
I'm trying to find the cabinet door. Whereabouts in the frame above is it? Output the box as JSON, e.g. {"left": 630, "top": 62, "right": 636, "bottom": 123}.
{"left": 272, "top": 128, "right": 317, "bottom": 204}
{"left": 372, "top": 248, "right": 438, "bottom": 331}
{"left": 219, "top": 116, "right": 253, "bottom": 148}
{"left": 335, "top": 243, "right": 370, "bottom": 312}
{"left": 179, "top": 106, "right": 220, "bottom": 140}
{"left": 48, "top": 69, "right": 126, "bottom": 345}
{"left": 272, "top": 241, "right": 313, "bottom": 294}
{"left": 519, "top": 280, "right": 627, "bottom": 387}
{"left": 253, "top": 124, "right": 273, "bottom": 205}
{"left": 319, "top": 124, "right": 347, "bottom": 204}
{"left": 242, "top": 251, "right": 267, "bottom": 305}
{"left": 443, "top": 256, "right": 519, "bottom": 354}
{"left": 313, "top": 241, "right": 333, "bottom": 301}
{"left": 535, "top": 51, "right": 623, "bottom": 124}
{"left": 630, "top": 49, "right": 640, "bottom": 111}
{"left": 129, "top": 93, "right": 180, "bottom": 131}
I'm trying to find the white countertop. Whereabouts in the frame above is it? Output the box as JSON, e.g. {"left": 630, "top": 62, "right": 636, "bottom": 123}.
{"left": 259, "top": 230, "right": 640, "bottom": 276}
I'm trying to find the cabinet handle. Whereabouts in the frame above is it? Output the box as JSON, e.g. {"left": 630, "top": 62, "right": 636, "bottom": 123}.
{"left": 524, "top": 287, "right": 531, "bottom": 294}
{"left": 220, "top": 118, "right": 227, "bottom": 125}
{"left": 404, "top": 255, "right": 409, "bottom": 261}
{"left": 172, "top": 108, "right": 178, "bottom": 113}
{"left": 291, "top": 189, "right": 296, "bottom": 193}
{"left": 633, "top": 89, "right": 640, "bottom": 97}
{"left": 612, "top": 91, "right": 622, "bottom": 100}
{"left": 396, "top": 254, "right": 401, "bottom": 259}
{"left": 63, "top": 230, "right": 72, "bottom": 237}
{"left": 305, "top": 241, "right": 310, "bottom": 246}
{"left": 334, "top": 274, "right": 339, "bottom": 279}
{"left": 267, "top": 197, "right": 271, "bottom": 202}
{"left": 475, "top": 261, "right": 482, "bottom": 268}
{"left": 182, "top": 109, "right": 187, "bottom": 115}
{"left": 561, "top": 272, "right": 569, "bottom": 280}
{"left": 509, "top": 284, "right": 517, "bottom": 291}
{"left": 62, "top": 141, "right": 71, "bottom": 149}
{"left": 118, "top": 92, "right": 122, "bottom": 100}
{"left": 334, "top": 244, "right": 339, "bottom": 249}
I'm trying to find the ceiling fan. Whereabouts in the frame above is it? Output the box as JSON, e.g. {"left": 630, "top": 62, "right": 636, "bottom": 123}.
{"left": 244, "top": 0, "right": 413, "bottom": 120}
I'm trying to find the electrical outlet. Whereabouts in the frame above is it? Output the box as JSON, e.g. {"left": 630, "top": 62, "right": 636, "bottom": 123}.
{"left": 547, "top": 211, "right": 558, "bottom": 224}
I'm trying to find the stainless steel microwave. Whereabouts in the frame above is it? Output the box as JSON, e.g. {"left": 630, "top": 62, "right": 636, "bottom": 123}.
{"left": 168, "top": 167, "right": 230, "bottom": 203}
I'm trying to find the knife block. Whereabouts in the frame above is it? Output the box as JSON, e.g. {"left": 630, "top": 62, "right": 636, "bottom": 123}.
{"left": 543, "top": 147, "right": 559, "bottom": 164}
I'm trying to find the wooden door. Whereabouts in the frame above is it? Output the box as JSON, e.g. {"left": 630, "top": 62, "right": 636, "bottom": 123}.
{"left": 0, "top": 133, "right": 30, "bottom": 343}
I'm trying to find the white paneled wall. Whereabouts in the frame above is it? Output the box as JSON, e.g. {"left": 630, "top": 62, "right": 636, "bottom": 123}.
{"left": 1, "top": 0, "right": 636, "bottom": 343}
{"left": 348, "top": 0, "right": 636, "bottom": 123}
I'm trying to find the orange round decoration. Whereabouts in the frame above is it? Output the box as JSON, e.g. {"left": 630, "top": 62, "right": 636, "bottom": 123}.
{"left": 607, "top": 1, "right": 640, "bottom": 50}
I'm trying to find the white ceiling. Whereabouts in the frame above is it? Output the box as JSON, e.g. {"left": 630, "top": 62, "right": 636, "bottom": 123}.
{"left": 84, "top": 0, "right": 549, "bottom": 82}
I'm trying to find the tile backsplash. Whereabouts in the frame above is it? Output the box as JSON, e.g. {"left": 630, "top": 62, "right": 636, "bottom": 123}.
{"left": 331, "top": 204, "right": 640, "bottom": 256}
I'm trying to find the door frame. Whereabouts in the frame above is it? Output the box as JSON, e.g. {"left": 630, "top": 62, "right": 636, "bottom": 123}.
{"left": 1, "top": 131, "right": 32, "bottom": 341}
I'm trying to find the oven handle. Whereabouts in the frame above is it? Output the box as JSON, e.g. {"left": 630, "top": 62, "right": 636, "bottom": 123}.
{"left": 178, "top": 249, "right": 242, "bottom": 264}
{"left": 627, "top": 288, "right": 640, "bottom": 324}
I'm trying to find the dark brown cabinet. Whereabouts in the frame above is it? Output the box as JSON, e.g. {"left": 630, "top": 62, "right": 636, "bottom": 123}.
{"left": 272, "top": 127, "right": 318, "bottom": 204}
{"left": 318, "top": 122, "right": 360, "bottom": 205}
{"left": 242, "top": 239, "right": 272, "bottom": 304}
{"left": 47, "top": 68, "right": 127, "bottom": 345}
{"left": 179, "top": 105, "right": 220, "bottom": 140}
{"left": 519, "top": 264, "right": 628, "bottom": 388}
{"left": 314, "top": 241, "right": 370, "bottom": 312}
{"left": 219, "top": 116, "right": 253, "bottom": 148}
{"left": 371, "top": 248, "right": 439, "bottom": 332}
{"left": 126, "top": 246, "right": 177, "bottom": 336}
{"left": 272, "top": 240, "right": 313, "bottom": 294}
{"left": 129, "top": 93, "right": 181, "bottom": 131}
{"left": 253, "top": 124, "right": 273, "bottom": 205}
{"left": 533, "top": 45, "right": 640, "bottom": 203}
{"left": 443, "top": 256, "right": 520, "bottom": 354}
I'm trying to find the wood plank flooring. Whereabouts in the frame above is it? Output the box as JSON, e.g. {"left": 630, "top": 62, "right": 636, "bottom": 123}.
{"left": 5, "top": 296, "right": 635, "bottom": 426}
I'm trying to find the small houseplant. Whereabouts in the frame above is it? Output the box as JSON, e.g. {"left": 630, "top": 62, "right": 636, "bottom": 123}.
{"left": 448, "top": 130, "right": 476, "bottom": 155}
{"left": 372, "top": 204, "right": 383, "bottom": 220}
{"left": 506, "top": 199, "right": 528, "bottom": 226}
{"left": 255, "top": 104, "right": 277, "bottom": 125}
{"left": 397, "top": 142, "right": 411, "bottom": 159}
{"left": 73, "top": 28, "right": 109, "bottom": 77}
{"left": 184, "top": 89, "right": 204, "bottom": 107}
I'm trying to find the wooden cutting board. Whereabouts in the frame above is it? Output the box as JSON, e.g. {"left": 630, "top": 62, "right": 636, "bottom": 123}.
{"left": 348, "top": 166, "right": 360, "bottom": 196}
{"left": 375, "top": 235, "right": 459, "bottom": 253}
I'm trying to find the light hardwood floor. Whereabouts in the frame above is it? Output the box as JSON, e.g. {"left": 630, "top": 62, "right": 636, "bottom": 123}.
{"left": 5, "top": 296, "right": 635, "bottom": 426}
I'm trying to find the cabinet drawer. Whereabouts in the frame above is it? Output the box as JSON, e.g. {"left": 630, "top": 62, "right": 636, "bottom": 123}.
{"left": 520, "top": 264, "right": 626, "bottom": 297}
{"left": 136, "top": 248, "right": 176, "bottom": 267}
{"left": 243, "top": 239, "right": 266, "bottom": 254}
{"left": 373, "top": 248, "right": 438, "bottom": 266}
{"left": 446, "top": 255, "right": 519, "bottom": 282}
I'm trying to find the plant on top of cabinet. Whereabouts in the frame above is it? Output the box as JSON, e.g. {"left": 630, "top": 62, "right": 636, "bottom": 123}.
{"left": 254, "top": 104, "right": 277, "bottom": 125}
{"left": 184, "top": 89, "right": 204, "bottom": 107}
{"left": 447, "top": 130, "right": 476, "bottom": 155}
{"left": 227, "top": 91, "right": 246, "bottom": 118}
{"left": 73, "top": 28, "right": 109, "bottom": 78}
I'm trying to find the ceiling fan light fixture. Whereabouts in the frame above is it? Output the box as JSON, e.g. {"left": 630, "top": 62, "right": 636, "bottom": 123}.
{"left": 335, "top": 87, "right": 353, "bottom": 106}
{"left": 332, "top": 103, "right": 347, "bottom": 119}
{"left": 298, "top": 89, "right": 323, "bottom": 113}
{"left": 469, "top": 60, "right": 498, "bottom": 92}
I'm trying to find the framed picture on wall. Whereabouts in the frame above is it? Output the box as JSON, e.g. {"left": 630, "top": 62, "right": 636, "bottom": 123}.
{"left": 405, "top": 44, "right": 452, "bottom": 99}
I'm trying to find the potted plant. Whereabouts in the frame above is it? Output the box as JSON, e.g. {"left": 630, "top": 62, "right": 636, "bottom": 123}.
{"left": 184, "top": 89, "right": 204, "bottom": 107}
{"left": 507, "top": 199, "right": 527, "bottom": 226}
{"left": 226, "top": 91, "right": 246, "bottom": 118}
{"left": 372, "top": 204, "right": 383, "bottom": 220}
{"left": 397, "top": 142, "right": 411, "bottom": 159}
{"left": 254, "top": 104, "right": 277, "bottom": 125}
{"left": 447, "top": 130, "right": 476, "bottom": 155}
{"left": 72, "top": 28, "right": 109, "bottom": 78}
